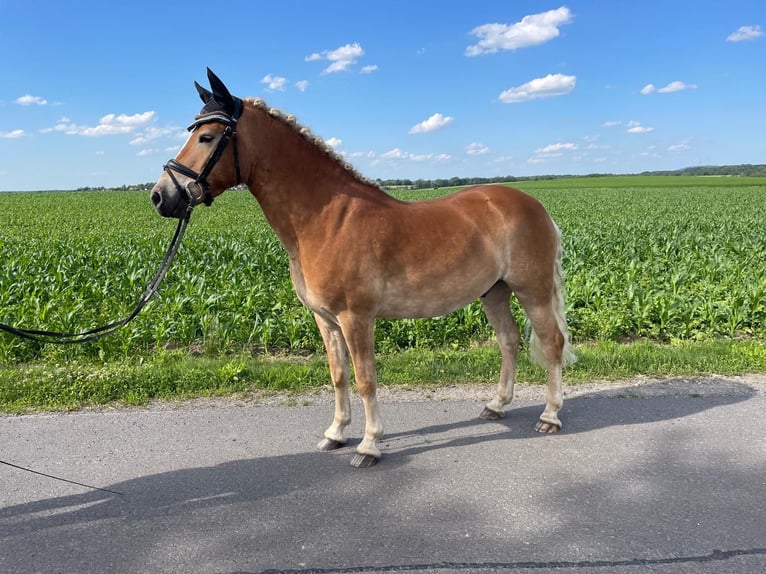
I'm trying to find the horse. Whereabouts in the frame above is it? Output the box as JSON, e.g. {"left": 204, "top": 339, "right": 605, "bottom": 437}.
{"left": 150, "top": 69, "right": 576, "bottom": 468}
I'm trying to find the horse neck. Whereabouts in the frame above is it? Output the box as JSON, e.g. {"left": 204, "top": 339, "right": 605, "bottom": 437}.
{"left": 240, "top": 106, "right": 393, "bottom": 253}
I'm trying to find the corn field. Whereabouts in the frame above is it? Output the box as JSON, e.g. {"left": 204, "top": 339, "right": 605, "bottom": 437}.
{"left": 1, "top": 177, "right": 764, "bottom": 363}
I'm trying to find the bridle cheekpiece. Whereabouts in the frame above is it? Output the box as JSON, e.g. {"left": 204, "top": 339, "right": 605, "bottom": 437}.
{"left": 163, "top": 98, "right": 243, "bottom": 213}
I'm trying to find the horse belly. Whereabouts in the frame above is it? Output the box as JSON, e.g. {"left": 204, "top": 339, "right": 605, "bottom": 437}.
{"left": 377, "top": 293, "right": 481, "bottom": 319}
{"left": 373, "top": 226, "right": 505, "bottom": 319}
{"left": 375, "top": 268, "right": 498, "bottom": 319}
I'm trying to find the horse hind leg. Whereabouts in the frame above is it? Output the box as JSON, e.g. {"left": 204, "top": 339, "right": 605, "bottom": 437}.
{"left": 521, "top": 297, "right": 570, "bottom": 433}
{"left": 517, "top": 226, "right": 575, "bottom": 433}
{"left": 479, "top": 281, "right": 520, "bottom": 421}
{"left": 314, "top": 313, "right": 352, "bottom": 451}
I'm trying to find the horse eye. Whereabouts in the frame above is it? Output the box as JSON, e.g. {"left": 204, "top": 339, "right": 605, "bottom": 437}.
{"left": 198, "top": 133, "right": 215, "bottom": 144}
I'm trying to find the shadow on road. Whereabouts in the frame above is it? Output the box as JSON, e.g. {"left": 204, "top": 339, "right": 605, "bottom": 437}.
{"left": 377, "top": 378, "right": 756, "bottom": 458}
{"left": 1, "top": 379, "right": 762, "bottom": 573}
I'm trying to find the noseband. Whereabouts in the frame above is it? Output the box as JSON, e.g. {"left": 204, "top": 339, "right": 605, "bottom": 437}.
{"left": 163, "top": 103, "right": 243, "bottom": 209}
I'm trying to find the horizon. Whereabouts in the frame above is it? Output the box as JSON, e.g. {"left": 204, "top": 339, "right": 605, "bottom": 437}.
{"left": 1, "top": 1, "right": 764, "bottom": 191}
{"left": 3, "top": 164, "right": 764, "bottom": 194}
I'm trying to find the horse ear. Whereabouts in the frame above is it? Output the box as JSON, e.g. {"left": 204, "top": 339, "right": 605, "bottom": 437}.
{"left": 195, "top": 81, "right": 213, "bottom": 104}
{"left": 207, "top": 68, "right": 235, "bottom": 108}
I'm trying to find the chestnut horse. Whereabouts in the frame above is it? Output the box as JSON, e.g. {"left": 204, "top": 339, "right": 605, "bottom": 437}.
{"left": 151, "top": 69, "right": 575, "bottom": 467}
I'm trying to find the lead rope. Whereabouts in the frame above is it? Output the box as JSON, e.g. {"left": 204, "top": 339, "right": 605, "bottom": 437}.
{"left": 0, "top": 459, "right": 124, "bottom": 496}
{"left": 0, "top": 207, "right": 192, "bottom": 344}
{"left": 0, "top": 207, "right": 193, "bottom": 495}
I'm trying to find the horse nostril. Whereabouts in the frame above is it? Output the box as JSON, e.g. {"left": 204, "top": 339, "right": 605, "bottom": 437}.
{"left": 151, "top": 191, "right": 162, "bottom": 207}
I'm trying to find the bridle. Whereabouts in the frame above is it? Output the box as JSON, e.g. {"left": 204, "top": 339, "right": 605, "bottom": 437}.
{"left": 0, "top": 103, "right": 246, "bottom": 345}
{"left": 163, "top": 101, "right": 243, "bottom": 210}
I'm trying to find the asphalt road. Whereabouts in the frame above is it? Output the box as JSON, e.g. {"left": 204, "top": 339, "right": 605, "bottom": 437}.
{"left": 1, "top": 376, "right": 765, "bottom": 574}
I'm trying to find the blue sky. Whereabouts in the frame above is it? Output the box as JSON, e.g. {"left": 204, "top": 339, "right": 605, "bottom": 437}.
{"left": 1, "top": 0, "right": 764, "bottom": 190}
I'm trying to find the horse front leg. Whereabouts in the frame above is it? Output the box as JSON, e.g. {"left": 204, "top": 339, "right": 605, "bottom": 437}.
{"left": 314, "top": 313, "right": 352, "bottom": 451}
{"left": 339, "top": 313, "right": 383, "bottom": 468}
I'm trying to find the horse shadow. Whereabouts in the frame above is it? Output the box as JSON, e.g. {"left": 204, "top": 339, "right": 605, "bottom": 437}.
{"left": 371, "top": 377, "right": 757, "bottom": 459}
{"left": 1, "top": 380, "right": 755, "bottom": 523}
{"left": 0, "top": 378, "right": 757, "bottom": 573}
{"left": 2, "top": 380, "right": 753, "bottom": 531}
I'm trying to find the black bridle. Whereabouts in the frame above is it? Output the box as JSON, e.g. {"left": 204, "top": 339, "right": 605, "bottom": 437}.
{"left": 163, "top": 103, "right": 243, "bottom": 209}
{"left": 0, "top": 104, "right": 244, "bottom": 346}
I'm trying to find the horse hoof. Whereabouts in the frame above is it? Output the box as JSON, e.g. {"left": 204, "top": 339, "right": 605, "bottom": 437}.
{"left": 317, "top": 438, "right": 345, "bottom": 452}
{"left": 479, "top": 407, "right": 505, "bottom": 421}
{"left": 534, "top": 420, "right": 561, "bottom": 434}
{"left": 350, "top": 453, "right": 380, "bottom": 468}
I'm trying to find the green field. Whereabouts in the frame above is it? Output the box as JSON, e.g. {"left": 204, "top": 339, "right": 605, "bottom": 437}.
{"left": 1, "top": 176, "right": 765, "bottom": 410}
{"left": 2, "top": 176, "right": 765, "bottom": 362}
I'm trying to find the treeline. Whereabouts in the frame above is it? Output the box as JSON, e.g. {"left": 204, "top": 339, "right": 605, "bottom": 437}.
{"left": 377, "top": 164, "right": 766, "bottom": 189}
{"left": 640, "top": 164, "right": 766, "bottom": 177}
{"left": 375, "top": 174, "right": 596, "bottom": 190}
{"left": 76, "top": 183, "right": 155, "bottom": 192}
{"left": 84, "top": 164, "right": 765, "bottom": 193}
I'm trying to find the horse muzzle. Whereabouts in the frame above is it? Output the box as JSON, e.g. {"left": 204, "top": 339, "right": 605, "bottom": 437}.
{"left": 150, "top": 183, "right": 190, "bottom": 219}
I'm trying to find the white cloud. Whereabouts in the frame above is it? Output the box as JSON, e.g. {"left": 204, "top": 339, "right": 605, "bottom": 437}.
{"left": 466, "top": 6, "right": 573, "bottom": 56}
{"left": 381, "top": 148, "right": 406, "bottom": 160}
{"left": 105, "top": 112, "right": 155, "bottom": 127}
{"left": 295, "top": 80, "right": 310, "bottom": 92}
{"left": 657, "top": 80, "right": 698, "bottom": 93}
{"left": 262, "top": 74, "right": 288, "bottom": 91}
{"left": 41, "top": 111, "right": 156, "bottom": 137}
{"left": 529, "top": 142, "right": 578, "bottom": 163}
{"left": 602, "top": 120, "right": 621, "bottom": 127}
{"left": 0, "top": 129, "right": 24, "bottom": 139}
{"left": 498, "top": 73, "right": 576, "bottom": 103}
{"left": 727, "top": 25, "right": 763, "bottom": 42}
{"left": 375, "top": 148, "right": 453, "bottom": 164}
{"left": 136, "top": 148, "right": 159, "bottom": 157}
{"left": 668, "top": 139, "right": 692, "bottom": 152}
{"left": 40, "top": 117, "right": 79, "bottom": 134}
{"left": 361, "top": 65, "right": 378, "bottom": 74}
{"left": 642, "top": 81, "right": 698, "bottom": 94}
{"left": 347, "top": 150, "right": 376, "bottom": 159}
{"left": 15, "top": 94, "right": 47, "bottom": 106}
{"left": 306, "top": 42, "right": 367, "bottom": 74}
{"left": 129, "top": 125, "right": 181, "bottom": 145}
{"left": 325, "top": 137, "right": 343, "bottom": 148}
{"left": 466, "top": 142, "right": 489, "bottom": 155}
{"left": 409, "top": 112, "right": 454, "bottom": 134}
{"left": 81, "top": 111, "right": 155, "bottom": 136}
{"left": 536, "top": 142, "right": 577, "bottom": 153}
{"left": 626, "top": 121, "right": 654, "bottom": 134}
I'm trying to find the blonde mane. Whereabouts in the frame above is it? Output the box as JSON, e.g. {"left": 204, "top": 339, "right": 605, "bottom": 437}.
{"left": 245, "top": 98, "right": 381, "bottom": 189}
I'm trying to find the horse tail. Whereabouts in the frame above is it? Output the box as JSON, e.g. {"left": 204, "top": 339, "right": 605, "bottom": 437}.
{"left": 529, "top": 221, "right": 577, "bottom": 369}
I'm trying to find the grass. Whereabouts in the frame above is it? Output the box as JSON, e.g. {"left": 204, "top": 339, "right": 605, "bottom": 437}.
{"left": 1, "top": 338, "right": 765, "bottom": 413}
{"left": 2, "top": 178, "right": 765, "bottom": 361}
{"left": 1, "top": 175, "right": 765, "bottom": 411}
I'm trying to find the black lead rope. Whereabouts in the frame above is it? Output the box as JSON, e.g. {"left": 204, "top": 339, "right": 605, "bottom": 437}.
{"left": 0, "top": 209, "right": 191, "bottom": 344}
{"left": 0, "top": 459, "right": 124, "bottom": 496}
{"left": 0, "top": 209, "right": 192, "bottom": 495}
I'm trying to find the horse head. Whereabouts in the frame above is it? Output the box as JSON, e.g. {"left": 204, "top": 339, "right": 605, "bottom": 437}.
{"left": 150, "top": 68, "right": 243, "bottom": 218}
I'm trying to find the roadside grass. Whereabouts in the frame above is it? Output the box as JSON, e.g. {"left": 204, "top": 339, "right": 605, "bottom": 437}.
{"left": 2, "top": 338, "right": 765, "bottom": 414}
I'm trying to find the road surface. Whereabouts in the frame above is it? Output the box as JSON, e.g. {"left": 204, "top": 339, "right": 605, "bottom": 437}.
{"left": 2, "top": 375, "right": 765, "bottom": 573}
